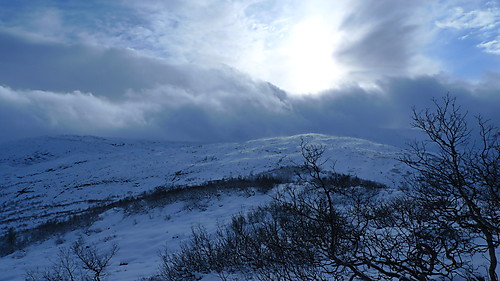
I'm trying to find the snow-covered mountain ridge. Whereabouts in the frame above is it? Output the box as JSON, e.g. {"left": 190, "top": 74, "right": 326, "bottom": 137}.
{"left": 0, "top": 134, "right": 406, "bottom": 236}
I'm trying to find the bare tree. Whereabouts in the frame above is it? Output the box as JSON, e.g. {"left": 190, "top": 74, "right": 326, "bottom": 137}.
{"left": 297, "top": 139, "right": 473, "bottom": 280}
{"left": 402, "top": 95, "right": 499, "bottom": 281}
{"left": 72, "top": 238, "right": 118, "bottom": 281}
{"left": 26, "top": 238, "right": 118, "bottom": 281}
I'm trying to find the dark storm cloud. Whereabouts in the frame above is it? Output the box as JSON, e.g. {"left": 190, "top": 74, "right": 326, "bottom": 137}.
{"left": 336, "top": 0, "right": 425, "bottom": 76}
{"left": 2, "top": 69, "right": 499, "bottom": 147}
{"left": 293, "top": 76, "right": 500, "bottom": 145}
{"left": 1, "top": 28, "right": 499, "bottom": 146}
{"left": 140, "top": 75, "right": 500, "bottom": 146}
{"left": 0, "top": 31, "right": 225, "bottom": 100}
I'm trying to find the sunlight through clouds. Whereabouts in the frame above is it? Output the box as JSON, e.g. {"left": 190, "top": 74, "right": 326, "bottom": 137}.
{"left": 4, "top": 0, "right": 494, "bottom": 94}
{"left": 0, "top": 0, "right": 499, "bottom": 143}
{"left": 276, "top": 17, "right": 344, "bottom": 94}
{"left": 119, "top": 0, "right": 354, "bottom": 94}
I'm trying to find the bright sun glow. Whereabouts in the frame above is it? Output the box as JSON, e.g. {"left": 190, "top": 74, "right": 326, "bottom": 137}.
{"left": 283, "top": 18, "right": 345, "bottom": 94}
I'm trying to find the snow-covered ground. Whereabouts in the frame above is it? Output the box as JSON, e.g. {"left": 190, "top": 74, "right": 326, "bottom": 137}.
{"left": 0, "top": 134, "right": 405, "bottom": 235}
{"left": 3, "top": 188, "right": 272, "bottom": 280}
{"left": 0, "top": 134, "right": 407, "bottom": 280}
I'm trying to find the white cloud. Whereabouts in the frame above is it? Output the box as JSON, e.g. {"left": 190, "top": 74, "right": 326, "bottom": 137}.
{"left": 0, "top": 86, "right": 146, "bottom": 130}
{"left": 436, "top": 3, "right": 500, "bottom": 55}
{"left": 436, "top": 7, "right": 499, "bottom": 30}
{"left": 478, "top": 39, "right": 500, "bottom": 54}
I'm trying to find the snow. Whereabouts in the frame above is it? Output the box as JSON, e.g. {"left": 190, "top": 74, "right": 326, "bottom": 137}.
{"left": 0, "top": 133, "right": 407, "bottom": 280}
{"left": 0, "top": 134, "right": 405, "bottom": 235}
{"left": 2, "top": 189, "right": 272, "bottom": 280}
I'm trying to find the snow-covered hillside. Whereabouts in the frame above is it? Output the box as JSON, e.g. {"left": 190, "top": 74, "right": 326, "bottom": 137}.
{"left": 0, "top": 134, "right": 407, "bottom": 280}
{"left": 0, "top": 134, "right": 405, "bottom": 235}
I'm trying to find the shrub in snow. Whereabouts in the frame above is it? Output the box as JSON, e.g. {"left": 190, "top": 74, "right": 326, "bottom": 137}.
{"left": 25, "top": 237, "right": 118, "bottom": 281}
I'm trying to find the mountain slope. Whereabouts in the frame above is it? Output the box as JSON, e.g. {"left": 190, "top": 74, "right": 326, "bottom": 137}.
{"left": 0, "top": 134, "right": 406, "bottom": 235}
{"left": 0, "top": 134, "right": 408, "bottom": 280}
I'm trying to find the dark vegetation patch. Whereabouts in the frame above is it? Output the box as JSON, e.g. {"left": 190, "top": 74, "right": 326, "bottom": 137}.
{"left": 0, "top": 166, "right": 384, "bottom": 257}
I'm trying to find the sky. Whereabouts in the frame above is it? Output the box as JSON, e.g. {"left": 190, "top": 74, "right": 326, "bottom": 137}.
{"left": 0, "top": 0, "right": 499, "bottom": 145}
